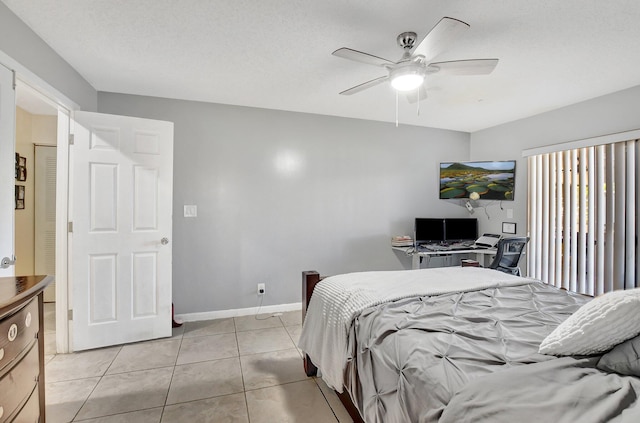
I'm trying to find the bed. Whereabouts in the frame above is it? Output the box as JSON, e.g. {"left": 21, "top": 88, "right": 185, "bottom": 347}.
{"left": 298, "top": 266, "right": 640, "bottom": 423}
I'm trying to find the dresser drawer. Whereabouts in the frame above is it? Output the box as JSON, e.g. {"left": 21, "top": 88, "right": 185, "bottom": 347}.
{"left": 0, "top": 342, "right": 39, "bottom": 423}
{"left": 0, "top": 299, "right": 38, "bottom": 375}
{"left": 8, "top": 384, "right": 39, "bottom": 423}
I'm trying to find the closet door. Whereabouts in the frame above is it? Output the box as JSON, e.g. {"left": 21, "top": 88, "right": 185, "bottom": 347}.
{"left": 35, "top": 145, "right": 57, "bottom": 301}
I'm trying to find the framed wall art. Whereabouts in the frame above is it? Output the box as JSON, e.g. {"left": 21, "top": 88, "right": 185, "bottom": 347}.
{"left": 502, "top": 222, "right": 516, "bottom": 234}
{"left": 15, "top": 154, "right": 27, "bottom": 181}
{"left": 15, "top": 185, "right": 25, "bottom": 210}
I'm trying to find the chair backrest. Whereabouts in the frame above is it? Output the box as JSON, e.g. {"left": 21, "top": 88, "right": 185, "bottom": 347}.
{"left": 488, "top": 236, "right": 529, "bottom": 275}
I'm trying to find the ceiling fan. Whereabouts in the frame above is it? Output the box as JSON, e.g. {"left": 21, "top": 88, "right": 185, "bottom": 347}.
{"left": 333, "top": 17, "right": 498, "bottom": 103}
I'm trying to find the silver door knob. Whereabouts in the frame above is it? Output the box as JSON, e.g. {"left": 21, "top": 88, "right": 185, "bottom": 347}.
{"left": 161, "top": 238, "right": 169, "bottom": 245}
{"left": 0, "top": 256, "right": 16, "bottom": 269}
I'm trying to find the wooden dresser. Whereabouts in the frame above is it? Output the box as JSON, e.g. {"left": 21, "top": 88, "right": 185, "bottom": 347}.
{"left": 0, "top": 275, "right": 54, "bottom": 423}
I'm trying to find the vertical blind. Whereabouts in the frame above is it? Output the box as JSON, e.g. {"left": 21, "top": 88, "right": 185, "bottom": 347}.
{"left": 527, "top": 139, "right": 639, "bottom": 295}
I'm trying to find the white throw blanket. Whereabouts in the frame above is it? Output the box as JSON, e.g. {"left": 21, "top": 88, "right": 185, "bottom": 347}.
{"left": 298, "top": 266, "right": 535, "bottom": 391}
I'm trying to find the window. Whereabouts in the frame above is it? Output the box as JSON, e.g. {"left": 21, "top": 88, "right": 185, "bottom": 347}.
{"left": 527, "top": 140, "right": 639, "bottom": 295}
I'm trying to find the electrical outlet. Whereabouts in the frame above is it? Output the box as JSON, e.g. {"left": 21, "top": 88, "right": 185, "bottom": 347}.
{"left": 257, "top": 283, "right": 265, "bottom": 295}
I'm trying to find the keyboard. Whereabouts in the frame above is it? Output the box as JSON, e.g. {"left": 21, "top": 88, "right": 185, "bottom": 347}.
{"left": 449, "top": 245, "right": 473, "bottom": 251}
{"left": 449, "top": 242, "right": 476, "bottom": 250}
{"left": 420, "top": 244, "right": 450, "bottom": 251}
{"left": 419, "top": 242, "right": 483, "bottom": 252}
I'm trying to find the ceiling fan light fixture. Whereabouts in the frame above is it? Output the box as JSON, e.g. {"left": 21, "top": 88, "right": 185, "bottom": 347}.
{"left": 391, "top": 74, "right": 424, "bottom": 91}
{"left": 390, "top": 64, "right": 425, "bottom": 91}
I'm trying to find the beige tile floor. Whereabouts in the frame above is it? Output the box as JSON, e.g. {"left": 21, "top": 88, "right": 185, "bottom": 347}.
{"left": 43, "top": 304, "right": 352, "bottom": 423}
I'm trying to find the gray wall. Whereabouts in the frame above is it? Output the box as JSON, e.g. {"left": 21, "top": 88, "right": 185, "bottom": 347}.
{"left": 98, "top": 93, "right": 471, "bottom": 313}
{"left": 470, "top": 85, "right": 640, "bottom": 258}
{"left": 0, "top": 2, "right": 96, "bottom": 110}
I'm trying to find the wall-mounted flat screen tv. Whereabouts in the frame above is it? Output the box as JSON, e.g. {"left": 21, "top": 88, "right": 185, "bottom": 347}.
{"left": 440, "top": 160, "right": 516, "bottom": 200}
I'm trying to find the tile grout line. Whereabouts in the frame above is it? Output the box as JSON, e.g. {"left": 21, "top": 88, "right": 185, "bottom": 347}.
{"left": 244, "top": 390, "right": 252, "bottom": 423}
{"left": 232, "top": 317, "right": 251, "bottom": 423}
{"left": 159, "top": 327, "right": 185, "bottom": 421}
{"left": 73, "top": 406, "right": 163, "bottom": 422}
{"left": 283, "top": 324, "right": 303, "bottom": 359}
{"left": 233, "top": 317, "right": 253, "bottom": 422}
{"left": 69, "top": 345, "right": 123, "bottom": 422}
{"left": 313, "top": 378, "right": 341, "bottom": 423}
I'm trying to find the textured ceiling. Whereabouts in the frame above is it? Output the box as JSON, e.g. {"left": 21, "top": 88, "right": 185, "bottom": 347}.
{"left": 4, "top": 0, "right": 640, "bottom": 132}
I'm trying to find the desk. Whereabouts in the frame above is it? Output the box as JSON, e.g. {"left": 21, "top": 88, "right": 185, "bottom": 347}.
{"left": 392, "top": 246, "right": 497, "bottom": 270}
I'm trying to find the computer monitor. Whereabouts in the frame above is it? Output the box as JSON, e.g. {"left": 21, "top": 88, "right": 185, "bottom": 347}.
{"left": 444, "top": 218, "right": 478, "bottom": 242}
{"left": 414, "top": 218, "right": 445, "bottom": 245}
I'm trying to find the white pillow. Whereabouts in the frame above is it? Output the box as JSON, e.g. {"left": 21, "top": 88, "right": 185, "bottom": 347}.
{"left": 539, "top": 288, "right": 640, "bottom": 356}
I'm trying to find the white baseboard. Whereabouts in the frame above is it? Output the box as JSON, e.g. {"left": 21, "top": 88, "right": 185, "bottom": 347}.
{"left": 175, "top": 302, "right": 302, "bottom": 323}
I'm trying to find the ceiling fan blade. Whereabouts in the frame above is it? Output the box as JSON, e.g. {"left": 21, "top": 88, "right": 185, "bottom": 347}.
{"left": 405, "top": 86, "right": 428, "bottom": 104}
{"left": 413, "top": 17, "right": 470, "bottom": 63}
{"left": 333, "top": 48, "right": 395, "bottom": 67}
{"left": 427, "top": 59, "right": 499, "bottom": 75}
{"left": 339, "top": 76, "right": 389, "bottom": 95}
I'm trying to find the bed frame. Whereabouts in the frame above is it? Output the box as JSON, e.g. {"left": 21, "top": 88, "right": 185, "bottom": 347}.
{"left": 302, "top": 270, "right": 365, "bottom": 423}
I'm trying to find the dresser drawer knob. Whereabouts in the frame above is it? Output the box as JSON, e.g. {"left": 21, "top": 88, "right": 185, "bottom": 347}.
{"left": 25, "top": 312, "right": 32, "bottom": 328}
{"left": 0, "top": 348, "right": 3, "bottom": 361}
{"left": 0, "top": 405, "right": 4, "bottom": 419}
{"left": 7, "top": 324, "right": 17, "bottom": 342}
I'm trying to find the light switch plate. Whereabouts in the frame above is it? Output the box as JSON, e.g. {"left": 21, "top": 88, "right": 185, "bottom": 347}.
{"left": 184, "top": 205, "right": 197, "bottom": 217}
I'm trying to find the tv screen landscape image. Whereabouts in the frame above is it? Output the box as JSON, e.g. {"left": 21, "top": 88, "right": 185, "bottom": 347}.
{"left": 440, "top": 160, "right": 516, "bottom": 200}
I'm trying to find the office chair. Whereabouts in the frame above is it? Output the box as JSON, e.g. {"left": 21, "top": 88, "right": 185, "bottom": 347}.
{"left": 488, "top": 236, "right": 529, "bottom": 276}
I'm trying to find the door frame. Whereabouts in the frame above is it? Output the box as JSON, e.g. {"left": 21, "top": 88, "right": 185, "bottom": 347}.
{"left": 1, "top": 49, "right": 79, "bottom": 353}
{"left": 55, "top": 108, "right": 71, "bottom": 353}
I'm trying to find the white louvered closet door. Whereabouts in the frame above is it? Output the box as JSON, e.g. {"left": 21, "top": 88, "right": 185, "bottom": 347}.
{"left": 35, "top": 145, "right": 57, "bottom": 302}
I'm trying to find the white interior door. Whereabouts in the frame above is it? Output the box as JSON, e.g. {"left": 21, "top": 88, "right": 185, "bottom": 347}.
{"left": 71, "top": 111, "right": 173, "bottom": 351}
{"left": 35, "top": 145, "right": 57, "bottom": 301}
{"left": 0, "top": 64, "right": 16, "bottom": 276}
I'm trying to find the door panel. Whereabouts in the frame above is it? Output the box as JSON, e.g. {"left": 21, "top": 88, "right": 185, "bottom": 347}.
{"left": 72, "top": 111, "right": 173, "bottom": 351}
{"left": 133, "top": 166, "right": 158, "bottom": 229}
{"left": 89, "top": 253, "right": 117, "bottom": 322}
{"left": 132, "top": 252, "right": 158, "bottom": 317}
{"left": 0, "top": 65, "right": 15, "bottom": 276}
{"left": 90, "top": 162, "right": 118, "bottom": 231}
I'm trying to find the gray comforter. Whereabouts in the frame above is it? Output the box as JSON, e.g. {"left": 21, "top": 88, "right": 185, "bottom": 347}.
{"left": 343, "top": 281, "right": 640, "bottom": 422}
{"left": 440, "top": 356, "right": 640, "bottom": 423}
